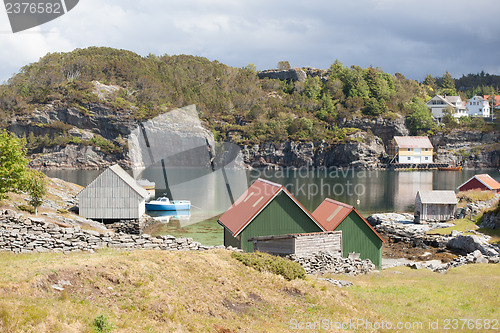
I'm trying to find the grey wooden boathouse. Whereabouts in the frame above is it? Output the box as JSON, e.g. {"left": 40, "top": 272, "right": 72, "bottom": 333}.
{"left": 77, "top": 164, "right": 149, "bottom": 221}
{"left": 415, "top": 190, "right": 458, "bottom": 222}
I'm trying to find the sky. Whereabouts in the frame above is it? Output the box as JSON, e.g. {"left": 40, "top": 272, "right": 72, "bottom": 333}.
{"left": 1, "top": 0, "right": 499, "bottom": 83}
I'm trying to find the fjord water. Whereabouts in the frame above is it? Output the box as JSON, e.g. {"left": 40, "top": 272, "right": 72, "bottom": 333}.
{"left": 44, "top": 168, "right": 500, "bottom": 246}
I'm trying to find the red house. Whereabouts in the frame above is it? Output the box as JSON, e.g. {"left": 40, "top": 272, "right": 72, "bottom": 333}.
{"left": 457, "top": 174, "right": 500, "bottom": 194}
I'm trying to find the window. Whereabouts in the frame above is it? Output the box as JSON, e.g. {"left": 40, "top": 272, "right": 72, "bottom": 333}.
{"left": 407, "top": 157, "right": 411, "bottom": 161}
{"left": 424, "top": 148, "right": 428, "bottom": 151}
{"left": 407, "top": 148, "right": 411, "bottom": 151}
{"left": 425, "top": 157, "right": 429, "bottom": 161}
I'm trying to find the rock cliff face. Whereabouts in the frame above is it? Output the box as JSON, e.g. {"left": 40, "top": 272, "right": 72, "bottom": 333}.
{"left": 432, "top": 130, "right": 500, "bottom": 169}
{"left": 257, "top": 68, "right": 307, "bottom": 82}
{"left": 29, "top": 144, "right": 127, "bottom": 170}
{"left": 9, "top": 102, "right": 137, "bottom": 140}
{"left": 341, "top": 115, "right": 409, "bottom": 147}
{"left": 242, "top": 132, "right": 385, "bottom": 169}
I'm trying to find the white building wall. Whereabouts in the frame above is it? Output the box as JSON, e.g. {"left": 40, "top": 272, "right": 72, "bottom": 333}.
{"left": 78, "top": 169, "right": 145, "bottom": 220}
{"left": 466, "top": 96, "right": 490, "bottom": 117}
{"left": 399, "top": 155, "right": 421, "bottom": 163}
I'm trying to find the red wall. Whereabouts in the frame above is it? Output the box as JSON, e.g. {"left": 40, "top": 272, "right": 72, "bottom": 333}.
{"left": 459, "top": 178, "right": 489, "bottom": 192}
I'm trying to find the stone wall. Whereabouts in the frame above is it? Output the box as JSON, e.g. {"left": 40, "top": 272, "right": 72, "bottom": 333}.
{"left": 0, "top": 210, "right": 218, "bottom": 254}
{"left": 287, "top": 251, "right": 375, "bottom": 275}
{"left": 106, "top": 215, "right": 158, "bottom": 235}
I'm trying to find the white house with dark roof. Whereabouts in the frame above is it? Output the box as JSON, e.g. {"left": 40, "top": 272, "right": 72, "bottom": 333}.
{"left": 425, "top": 95, "right": 467, "bottom": 122}
{"left": 466, "top": 95, "right": 490, "bottom": 117}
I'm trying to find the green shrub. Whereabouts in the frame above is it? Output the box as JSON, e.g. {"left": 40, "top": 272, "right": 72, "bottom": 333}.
{"left": 231, "top": 251, "right": 306, "bottom": 281}
{"left": 16, "top": 204, "right": 35, "bottom": 214}
{"left": 90, "top": 135, "right": 121, "bottom": 154}
{"left": 93, "top": 314, "right": 114, "bottom": 333}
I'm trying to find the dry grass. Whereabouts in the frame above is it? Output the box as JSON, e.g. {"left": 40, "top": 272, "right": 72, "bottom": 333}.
{"left": 0, "top": 250, "right": 375, "bottom": 332}
{"left": 0, "top": 250, "right": 498, "bottom": 332}
{"left": 338, "top": 264, "right": 500, "bottom": 331}
{"left": 457, "top": 190, "right": 495, "bottom": 207}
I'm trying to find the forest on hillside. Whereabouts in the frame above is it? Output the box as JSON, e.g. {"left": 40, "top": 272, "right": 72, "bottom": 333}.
{"left": 0, "top": 47, "right": 497, "bottom": 150}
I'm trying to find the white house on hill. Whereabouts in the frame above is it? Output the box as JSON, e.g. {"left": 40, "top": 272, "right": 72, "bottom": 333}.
{"left": 466, "top": 96, "right": 490, "bottom": 117}
{"left": 425, "top": 95, "right": 467, "bottom": 122}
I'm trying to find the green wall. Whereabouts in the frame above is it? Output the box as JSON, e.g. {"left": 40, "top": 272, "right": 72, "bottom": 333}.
{"left": 225, "top": 192, "right": 322, "bottom": 253}
{"left": 334, "top": 211, "right": 383, "bottom": 268}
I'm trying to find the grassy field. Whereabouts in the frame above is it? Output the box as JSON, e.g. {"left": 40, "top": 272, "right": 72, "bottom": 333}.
{"left": 0, "top": 249, "right": 498, "bottom": 332}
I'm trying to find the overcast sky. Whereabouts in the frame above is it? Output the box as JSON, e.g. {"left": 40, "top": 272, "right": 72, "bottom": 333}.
{"left": 1, "top": 0, "right": 499, "bottom": 84}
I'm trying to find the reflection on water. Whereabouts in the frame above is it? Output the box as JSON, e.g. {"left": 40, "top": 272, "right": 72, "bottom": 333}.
{"left": 147, "top": 210, "right": 191, "bottom": 224}
{"left": 393, "top": 172, "right": 433, "bottom": 212}
{"left": 44, "top": 168, "right": 500, "bottom": 246}
{"left": 139, "top": 166, "right": 249, "bottom": 225}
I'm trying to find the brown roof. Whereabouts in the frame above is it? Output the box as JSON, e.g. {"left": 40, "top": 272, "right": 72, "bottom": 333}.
{"left": 312, "top": 198, "right": 384, "bottom": 242}
{"left": 459, "top": 174, "right": 500, "bottom": 191}
{"left": 393, "top": 136, "right": 433, "bottom": 149}
{"left": 218, "top": 178, "right": 323, "bottom": 236}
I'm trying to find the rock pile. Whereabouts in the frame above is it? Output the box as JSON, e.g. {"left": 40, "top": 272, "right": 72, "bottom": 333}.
{"left": 455, "top": 195, "right": 500, "bottom": 219}
{"left": 409, "top": 250, "right": 499, "bottom": 273}
{"left": 0, "top": 209, "right": 218, "bottom": 254}
{"left": 368, "top": 212, "right": 500, "bottom": 272}
{"left": 368, "top": 213, "right": 452, "bottom": 248}
{"left": 106, "top": 215, "right": 157, "bottom": 235}
{"left": 447, "top": 234, "right": 499, "bottom": 256}
{"left": 287, "top": 251, "right": 375, "bottom": 275}
{"left": 480, "top": 210, "right": 500, "bottom": 230}
{"left": 316, "top": 278, "right": 354, "bottom": 288}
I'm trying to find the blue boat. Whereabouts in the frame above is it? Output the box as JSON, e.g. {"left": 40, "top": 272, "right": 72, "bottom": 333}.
{"left": 145, "top": 197, "right": 191, "bottom": 211}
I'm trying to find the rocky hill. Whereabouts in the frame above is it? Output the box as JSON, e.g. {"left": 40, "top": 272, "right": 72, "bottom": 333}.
{"left": 0, "top": 47, "right": 498, "bottom": 170}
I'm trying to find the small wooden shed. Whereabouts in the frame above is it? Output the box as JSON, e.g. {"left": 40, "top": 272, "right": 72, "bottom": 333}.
{"left": 218, "top": 178, "right": 325, "bottom": 252}
{"left": 457, "top": 174, "right": 500, "bottom": 194}
{"left": 248, "top": 231, "right": 342, "bottom": 257}
{"left": 77, "top": 164, "right": 149, "bottom": 221}
{"left": 312, "top": 199, "right": 384, "bottom": 268}
{"left": 415, "top": 190, "right": 457, "bottom": 222}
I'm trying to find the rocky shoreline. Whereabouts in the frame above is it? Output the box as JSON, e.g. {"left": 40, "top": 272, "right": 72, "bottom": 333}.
{"left": 367, "top": 211, "right": 500, "bottom": 272}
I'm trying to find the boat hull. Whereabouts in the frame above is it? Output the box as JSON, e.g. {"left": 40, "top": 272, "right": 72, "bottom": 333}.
{"left": 146, "top": 201, "right": 191, "bottom": 211}
{"left": 438, "top": 166, "right": 462, "bottom": 171}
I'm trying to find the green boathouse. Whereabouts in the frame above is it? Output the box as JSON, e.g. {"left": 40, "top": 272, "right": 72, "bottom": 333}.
{"left": 312, "top": 198, "right": 384, "bottom": 268}
{"left": 218, "top": 178, "right": 324, "bottom": 253}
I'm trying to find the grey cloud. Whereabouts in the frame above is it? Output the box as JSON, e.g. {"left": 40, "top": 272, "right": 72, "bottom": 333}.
{"left": 0, "top": 0, "right": 499, "bottom": 83}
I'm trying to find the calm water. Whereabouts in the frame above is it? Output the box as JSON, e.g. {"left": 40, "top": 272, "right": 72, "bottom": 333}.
{"left": 45, "top": 168, "right": 500, "bottom": 246}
